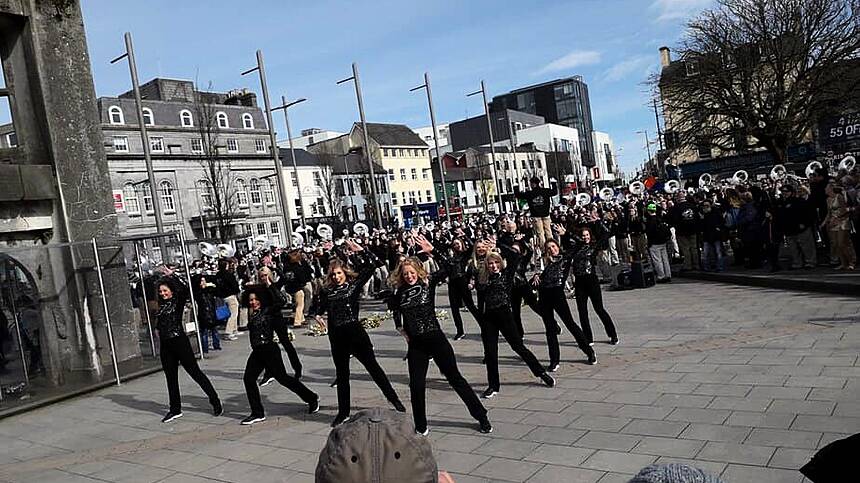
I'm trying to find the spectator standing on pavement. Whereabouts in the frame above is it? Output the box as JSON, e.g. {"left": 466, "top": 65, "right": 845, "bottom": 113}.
{"left": 821, "top": 182, "right": 856, "bottom": 270}
{"left": 645, "top": 203, "right": 673, "bottom": 283}
{"left": 215, "top": 258, "right": 241, "bottom": 340}
{"left": 280, "top": 249, "right": 313, "bottom": 328}
{"left": 700, "top": 199, "right": 726, "bottom": 272}
{"left": 669, "top": 192, "right": 701, "bottom": 271}
{"left": 776, "top": 184, "right": 817, "bottom": 269}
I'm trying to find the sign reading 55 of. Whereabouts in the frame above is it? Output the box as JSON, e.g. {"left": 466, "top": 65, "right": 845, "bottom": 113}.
{"left": 820, "top": 112, "right": 860, "bottom": 145}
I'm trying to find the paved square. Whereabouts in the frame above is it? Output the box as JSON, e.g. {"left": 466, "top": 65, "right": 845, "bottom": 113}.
{"left": 0, "top": 279, "right": 857, "bottom": 482}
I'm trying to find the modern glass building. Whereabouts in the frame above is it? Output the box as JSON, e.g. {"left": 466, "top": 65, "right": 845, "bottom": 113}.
{"left": 490, "top": 76, "right": 596, "bottom": 167}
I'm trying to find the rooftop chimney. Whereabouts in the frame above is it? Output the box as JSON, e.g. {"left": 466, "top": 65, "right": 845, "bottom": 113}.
{"left": 659, "top": 46, "right": 671, "bottom": 68}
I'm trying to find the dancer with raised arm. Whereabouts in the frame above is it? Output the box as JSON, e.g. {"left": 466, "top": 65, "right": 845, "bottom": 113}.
{"left": 568, "top": 226, "right": 620, "bottom": 346}
{"left": 313, "top": 239, "right": 406, "bottom": 427}
{"left": 475, "top": 237, "right": 555, "bottom": 399}
{"left": 239, "top": 283, "right": 319, "bottom": 425}
{"left": 155, "top": 271, "right": 221, "bottom": 423}
{"left": 388, "top": 235, "right": 492, "bottom": 435}
{"left": 532, "top": 224, "right": 597, "bottom": 372}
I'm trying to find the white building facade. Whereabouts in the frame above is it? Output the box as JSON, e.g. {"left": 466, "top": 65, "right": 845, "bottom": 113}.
{"left": 591, "top": 131, "right": 618, "bottom": 183}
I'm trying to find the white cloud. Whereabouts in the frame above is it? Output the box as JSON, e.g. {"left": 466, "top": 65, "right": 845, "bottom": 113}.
{"left": 536, "top": 50, "right": 601, "bottom": 75}
{"left": 602, "top": 55, "right": 654, "bottom": 83}
{"left": 650, "top": 0, "right": 712, "bottom": 22}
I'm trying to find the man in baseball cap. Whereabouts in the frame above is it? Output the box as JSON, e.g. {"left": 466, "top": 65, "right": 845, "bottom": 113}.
{"left": 316, "top": 408, "right": 455, "bottom": 483}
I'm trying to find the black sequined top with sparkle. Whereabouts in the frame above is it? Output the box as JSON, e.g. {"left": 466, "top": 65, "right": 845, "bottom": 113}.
{"left": 313, "top": 251, "right": 381, "bottom": 330}
{"left": 247, "top": 286, "right": 286, "bottom": 349}
{"left": 389, "top": 253, "right": 449, "bottom": 339}
{"left": 156, "top": 276, "right": 189, "bottom": 340}
{"left": 475, "top": 244, "right": 521, "bottom": 311}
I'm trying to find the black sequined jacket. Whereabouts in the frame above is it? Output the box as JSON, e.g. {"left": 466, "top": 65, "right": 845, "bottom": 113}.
{"left": 475, "top": 244, "right": 521, "bottom": 311}
{"left": 156, "top": 275, "right": 189, "bottom": 340}
{"left": 389, "top": 253, "right": 448, "bottom": 339}
{"left": 312, "top": 251, "right": 381, "bottom": 330}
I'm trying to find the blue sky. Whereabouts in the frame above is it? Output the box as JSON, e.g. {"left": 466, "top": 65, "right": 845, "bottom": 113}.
{"left": 8, "top": 0, "right": 713, "bottom": 172}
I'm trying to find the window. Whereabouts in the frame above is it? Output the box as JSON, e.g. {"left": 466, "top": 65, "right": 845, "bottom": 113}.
{"left": 399, "top": 149, "right": 405, "bottom": 157}
{"left": 422, "top": 168, "right": 429, "bottom": 180}
{"left": 685, "top": 60, "right": 700, "bottom": 77}
{"left": 180, "top": 110, "right": 193, "bottom": 127}
{"left": 696, "top": 137, "right": 711, "bottom": 159}
{"left": 197, "top": 180, "right": 213, "bottom": 209}
{"left": 216, "top": 112, "right": 229, "bottom": 128}
{"left": 409, "top": 191, "right": 416, "bottom": 203}
{"left": 400, "top": 169, "right": 407, "bottom": 180}
{"left": 242, "top": 113, "right": 254, "bottom": 129}
{"left": 315, "top": 197, "right": 325, "bottom": 215}
{"left": 313, "top": 171, "right": 322, "bottom": 187}
{"left": 295, "top": 199, "right": 303, "bottom": 217}
{"left": 236, "top": 179, "right": 249, "bottom": 207}
{"left": 255, "top": 139, "right": 267, "bottom": 153}
{"left": 108, "top": 106, "right": 124, "bottom": 125}
{"left": 290, "top": 171, "right": 298, "bottom": 187}
{"left": 389, "top": 148, "right": 396, "bottom": 157}
{"left": 256, "top": 222, "right": 267, "bottom": 236}
{"left": 336, "top": 179, "right": 345, "bottom": 196}
{"left": 411, "top": 168, "right": 417, "bottom": 180}
{"left": 191, "top": 138, "right": 204, "bottom": 154}
{"left": 358, "top": 178, "right": 367, "bottom": 195}
{"left": 392, "top": 192, "right": 398, "bottom": 205}
{"left": 388, "top": 169, "right": 395, "bottom": 181}
{"left": 124, "top": 183, "right": 140, "bottom": 215}
{"left": 159, "top": 181, "right": 175, "bottom": 212}
{"left": 425, "top": 190, "right": 432, "bottom": 200}
{"left": 5, "top": 132, "right": 17, "bottom": 147}
{"left": 150, "top": 136, "right": 164, "bottom": 153}
{"left": 142, "top": 108, "right": 155, "bottom": 126}
{"left": 113, "top": 136, "right": 129, "bottom": 152}
{"left": 142, "top": 182, "right": 153, "bottom": 213}
{"left": 263, "top": 179, "right": 275, "bottom": 205}
{"left": 348, "top": 179, "right": 355, "bottom": 195}
{"left": 249, "top": 178, "right": 262, "bottom": 204}
{"left": 535, "top": 159, "right": 542, "bottom": 169}
{"left": 270, "top": 221, "right": 280, "bottom": 237}
{"left": 226, "top": 138, "right": 239, "bottom": 153}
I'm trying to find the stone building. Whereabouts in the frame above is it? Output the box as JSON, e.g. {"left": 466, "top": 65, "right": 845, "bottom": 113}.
{"left": 99, "top": 78, "right": 287, "bottom": 249}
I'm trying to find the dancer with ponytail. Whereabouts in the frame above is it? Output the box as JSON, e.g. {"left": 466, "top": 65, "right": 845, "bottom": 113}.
{"left": 239, "top": 284, "right": 319, "bottom": 425}
{"left": 388, "top": 235, "right": 492, "bottom": 435}
{"left": 532, "top": 224, "right": 597, "bottom": 372}
{"left": 155, "top": 271, "right": 221, "bottom": 423}
{"left": 444, "top": 238, "right": 481, "bottom": 340}
{"left": 313, "top": 239, "right": 406, "bottom": 427}
{"left": 475, "top": 238, "right": 555, "bottom": 399}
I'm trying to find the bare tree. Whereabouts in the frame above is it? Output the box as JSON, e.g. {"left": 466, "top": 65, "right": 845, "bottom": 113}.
{"left": 312, "top": 143, "right": 344, "bottom": 221}
{"left": 192, "top": 83, "right": 239, "bottom": 242}
{"left": 655, "top": 0, "right": 860, "bottom": 164}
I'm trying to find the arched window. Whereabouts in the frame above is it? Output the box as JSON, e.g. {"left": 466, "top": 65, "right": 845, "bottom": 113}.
{"left": 216, "top": 112, "right": 229, "bottom": 129}
{"left": 249, "top": 178, "right": 262, "bottom": 205}
{"left": 235, "top": 179, "right": 249, "bottom": 207}
{"left": 108, "top": 106, "right": 124, "bottom": 125}
{"left": 263, "top": 179, "right": 275, "bottom": 205}
{"left": 180, "top": 110, "right": 193, "bottom": 127}
{"left": 159, "top": 181, "right": 175, "bottom": 212}
{"left": 142, "top": 107, "right": 155, "bottom": 126}
{"left": 197, "top": 180, "right": 213, "bottom": 209}
{"left": 242, "top": 113, "right": 254, "bottom": 129}
{"left": 123, "top": 183, "right": 140, "bottom": 215}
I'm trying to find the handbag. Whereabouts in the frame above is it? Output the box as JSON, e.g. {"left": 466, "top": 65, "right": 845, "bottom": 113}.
{"left": 215, "top": 299, "right": 231, "bottom": 321}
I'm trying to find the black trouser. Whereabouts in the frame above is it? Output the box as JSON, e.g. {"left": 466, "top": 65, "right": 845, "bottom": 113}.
{"left": 448, "top": 279, "right": 480, "bottom": 335}
{"left": 329, "top": 323, "right": 401, "bottom": 418}
{"left": 407, "top": 331, "right": 487, "bottom": 430}
{"left": 511, "top": 278, "right": 540, "bottom": 338}
{"left": 537, "top": 287, "right": 591, "bottom": 366}
{"left": 160, "top": 335, "right": 219, "bottom": 413}
{"left": 480, "top": 306, "right": 545, "bottom": 391}
{"left": 244, "top": 343, "right": 317, "bottom": 417}
{"left": 574, "top": 274, "right": 618, "bottom": 344}
{"left": 262, "top": 320, "right": 302, "bottom": 378}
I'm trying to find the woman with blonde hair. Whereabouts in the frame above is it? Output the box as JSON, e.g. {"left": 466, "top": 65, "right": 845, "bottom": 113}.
{"left": 312, "top": 239, "right": 405, "bottom": 427}
{"left": 821, "top": 183, "right": 856, "bottom": 270}
{"left": 475, "top": 240, "right": 554, "bottom": 399}
{"left": 387, "top": 235, "right": 491, "bottom": 435}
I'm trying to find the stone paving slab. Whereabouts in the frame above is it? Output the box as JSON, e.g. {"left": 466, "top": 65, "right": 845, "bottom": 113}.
{"left": 0, "top": 280, "right": 857, "bottom": 482}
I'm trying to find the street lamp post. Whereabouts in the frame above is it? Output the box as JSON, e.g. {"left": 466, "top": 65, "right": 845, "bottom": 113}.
{"left": 272, "top": 96, "right": 308, "bottom": 228}
{"left": 242, "top": 50, "right": 293, "bottom": 248}
{"left": 337, "top": 63, "right": 384, "bottom": 229}
{"left": 410, "top": 72, "right": 451, "bottom": 223}
{"left": 110, "top": 32, "right": 164, "bottom": 236}
{"left": 467, "top": 80, "right": 504, "bottom": 214}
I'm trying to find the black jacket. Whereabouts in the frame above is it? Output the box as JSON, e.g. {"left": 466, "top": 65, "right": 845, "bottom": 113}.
{"left": 389, "top": 254, "right": 447, "bottom": 339}
{"left": 156, "top": 276, "right": 189, "bottom": 340}
{"left": 516, "top": 187, "right": 555, "bottom": 217}
{"left": 280, "top": 260, "right": 313, "bottom": 294}
{"left": 215, "top": 270, "right": 240, "bottom": 298}
{"left": 312, "top": 251, "right": 381, "bottom": 330}
{"left": 247, "top": 287, "right": 286, "bottom": 349}
{"left": 475, "top": 244, "right": 521, "bottom": 311}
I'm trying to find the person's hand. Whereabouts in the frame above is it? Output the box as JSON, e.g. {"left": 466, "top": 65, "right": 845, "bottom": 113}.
{"left": 531, "top": 274, "right": 541, "bottom": 287}
{"left": 553, "top": 224, "right": 566, "bottom": 236}
{"left": 438, "top": 470, "right": 456, "bottom": 483}
{"left": 514, "top": 233, "right": 524, "bottom": 241}
{"left": 415, "top": 235, "right": 434, "bottom": 253}
{"left": 399, "top": 328, "right": 410, "bottom": 343}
